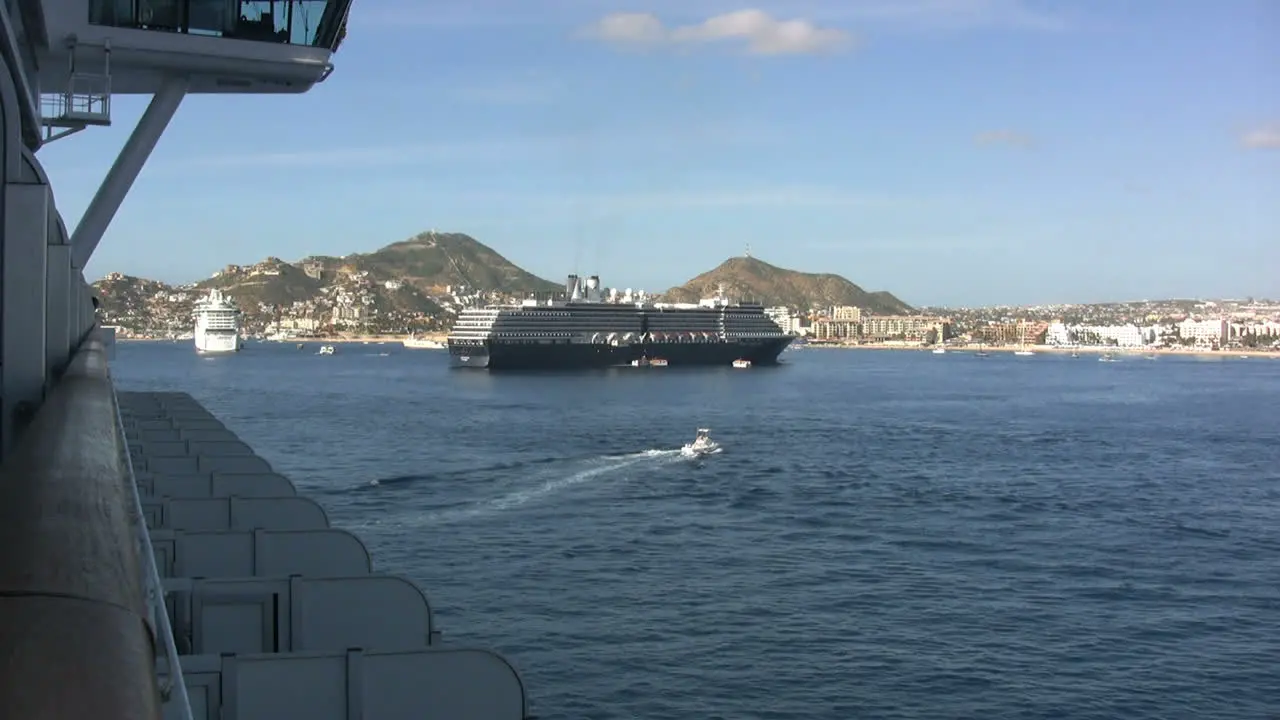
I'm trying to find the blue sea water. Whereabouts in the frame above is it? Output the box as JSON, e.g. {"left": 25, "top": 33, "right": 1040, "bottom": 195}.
{"left": 115, "top": 341, "right": 1280, "bottom": 719}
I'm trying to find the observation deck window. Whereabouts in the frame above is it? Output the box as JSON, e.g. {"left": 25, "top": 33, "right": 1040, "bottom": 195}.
{"left": 88, "top": 0, "right": 351, "bottom": 49}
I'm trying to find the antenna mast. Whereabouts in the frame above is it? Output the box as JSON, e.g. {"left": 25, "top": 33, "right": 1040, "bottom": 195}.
{"left": 745, "top": 243, "right": 752, "bottom": 258}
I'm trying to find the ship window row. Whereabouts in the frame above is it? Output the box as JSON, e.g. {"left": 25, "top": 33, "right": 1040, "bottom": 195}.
{"left": 508, "top": 312, "right": 641, "bottom": 320}
{"left": 494, "top": 324, "right": 643, "bottom": 331}
{"left": 499, "top": 315, "right": 641, "bottom": 322}
{"left": 89, "top": 0, "right": 351, "bottom": 49}
{"left": 647, "top": 322, "right": 726, "bottom": 330}
{"left": 493, "top": 322, "right": 643, "bottom": 330}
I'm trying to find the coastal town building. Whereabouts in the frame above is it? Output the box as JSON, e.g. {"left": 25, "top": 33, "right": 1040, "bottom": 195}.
{"left": 764, "top": 306, "right": 804, "bottom": 335}
{"left": 972, "top": 320, "right": 1046, "bottom": 346}
{"left": 859, "top": 315, "right": 951, "bottom": 343}
{"left": 1178, "top": 318, "right": 1229, "bottom": 347}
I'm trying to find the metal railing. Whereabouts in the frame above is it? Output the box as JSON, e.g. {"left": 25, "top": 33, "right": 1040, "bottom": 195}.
{"left": 114, "top": 388, "right": 194, "bottom": 719}
{"left": 0, "top": 333, "right": 167, "bottom": 718}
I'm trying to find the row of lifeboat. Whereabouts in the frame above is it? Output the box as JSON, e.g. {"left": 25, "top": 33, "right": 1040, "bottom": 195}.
{"left": 599, "top": 331, "right": 721, "bottom": 345}
{"left": 630, "top": 357, "right": 753, "bottom": 368}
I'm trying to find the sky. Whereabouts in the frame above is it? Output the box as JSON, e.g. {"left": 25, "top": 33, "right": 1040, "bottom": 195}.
{"left": 36, "top": 0, "right": 1279, "bottom": 307}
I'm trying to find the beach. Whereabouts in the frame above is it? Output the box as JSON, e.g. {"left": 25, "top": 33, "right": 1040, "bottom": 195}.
{"left": 805, "top": 342, "right": 1276, "bottom": 358}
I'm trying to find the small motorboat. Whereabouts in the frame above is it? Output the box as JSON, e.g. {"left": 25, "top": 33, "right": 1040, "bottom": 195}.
{"left": 318, "top": 345, "right": 335, "bottom": 355}
{"left": 682, "top": 428, "right": 722, "bottom": 457}
{"left": 731, "top": 359, "right": 752, "bottom": 369}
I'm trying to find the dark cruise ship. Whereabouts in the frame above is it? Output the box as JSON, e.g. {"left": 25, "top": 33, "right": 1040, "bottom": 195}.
{"left": 447, "top": 274, "right": 794, "bottom": 370}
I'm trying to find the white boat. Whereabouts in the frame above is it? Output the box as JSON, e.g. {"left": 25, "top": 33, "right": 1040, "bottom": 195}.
{"left": 932, "top": 346, "right": 946, "bottom": 354}
{"left": 732, "top": 359, "right": 752, "bottom": 368}
{"left": 193, "top": 289, "right": 240, "bottom": 355}
{"left": 1013, "top": 323, "right": 1035, "bottom": 356}
{"left": 682, "top": 428, "right": 722, "bottom": 457}
{"left": 318, "top": 345, "right": 336, "bottom": 356}
{"left": 403, "top": 333, "right": 445, "bottom": 350}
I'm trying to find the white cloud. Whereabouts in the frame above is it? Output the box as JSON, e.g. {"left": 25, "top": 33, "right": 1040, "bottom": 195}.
{"left": 352, "top": 0, "right": 1066, "bottom": 32}
{"left": 451, "top": 79, "right": 561, "bottom": 106}
{"left": 165, "top": 140, "right": 548, "bottom": 170}
{"left": 151, "top": 120, "right": 777, "bottom": 173}
{"left": 974, "top": 129, "right": 1033, "bottom": 148}
{"left": 803, "top": 234, "right": 1020, "bottom": 252}
{"left": 578, "top": 186, "right": 900, "bottom": 209}
{"left": 815, "top": 0, "right": 1067, "bottom": 31}
{"left": 583, "top": 10, "right": 853, "bottom": 55}
{"left": 345, "top": 186, "right": 912, "bottom": 212}
{"left": 1240, "top": 127, "right": 1280, "bottom": 149}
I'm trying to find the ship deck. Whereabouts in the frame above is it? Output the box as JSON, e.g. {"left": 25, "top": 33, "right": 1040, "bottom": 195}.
{"left": 0, "top": 336, "right": 532, "bottom": 718}
{"left": 0, "top": 0, "right": 532, "bottom": 714}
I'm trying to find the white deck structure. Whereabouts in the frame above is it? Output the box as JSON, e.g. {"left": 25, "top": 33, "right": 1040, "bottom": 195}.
{"left": 0, "top": 1, "right": 533, "bottom": 717}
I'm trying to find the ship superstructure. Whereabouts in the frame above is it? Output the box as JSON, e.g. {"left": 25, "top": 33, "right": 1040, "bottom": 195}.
{"left": 0, "top": 0, "right": 531, "bottom": 718}
{"left": 448, "top": 273, "right": 793, "bottom": 369}
{"left": 193, "top": 289, "right": 241, "bottom": 354}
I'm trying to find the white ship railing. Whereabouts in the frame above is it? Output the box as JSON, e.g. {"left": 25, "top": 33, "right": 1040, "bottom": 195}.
{"left": 114, "top": 389, "right": 194, "bottom": 720}
{"left": 0, "top": 334, "right": 167, "bottom": 717}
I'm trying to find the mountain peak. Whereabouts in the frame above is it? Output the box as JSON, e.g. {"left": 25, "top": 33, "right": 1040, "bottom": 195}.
{"left": 664, "top": 255, "right": 911, "bottom": 313}
{"left": 360, "top": 231, "right": 557, "bottom": 293}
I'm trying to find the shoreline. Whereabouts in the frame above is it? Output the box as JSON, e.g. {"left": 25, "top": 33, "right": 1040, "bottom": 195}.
{"left": 117, "top": 336, "right": 1276, "bottom": 358}
{"left": 119, "top": 334, "right": 448, "bottom": 344}
{"left": 804, "top": 343, "right": 1275, "bottom": 357}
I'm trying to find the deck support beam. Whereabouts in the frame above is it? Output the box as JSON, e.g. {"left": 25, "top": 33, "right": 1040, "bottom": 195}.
{"left": 45, "top": 223, "right": 72, "bottom": 380}
{"left": 1, "top": 167, "right": 49, "bottom": 454}
{"left": 70, "top": 76, "right": 187, "bottom": 269}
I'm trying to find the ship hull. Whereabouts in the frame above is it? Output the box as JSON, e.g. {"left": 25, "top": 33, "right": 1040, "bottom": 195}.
{"left": 448, "top": 337, "right": 793, "bottom": 370}
{"left": 195, "top": 330, "right": 240, "bottom": 355}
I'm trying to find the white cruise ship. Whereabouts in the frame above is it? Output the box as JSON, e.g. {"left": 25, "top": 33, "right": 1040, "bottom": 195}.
{"left": 193, "top": 289, "right": 241, "bottom": 354}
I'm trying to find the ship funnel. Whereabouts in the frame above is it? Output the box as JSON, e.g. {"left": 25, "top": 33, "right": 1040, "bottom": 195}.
{"left": 586, "top": 275, "right": 600, "bottom": 290}
{"left": 566, "top": 274, "right": 579, "bottom": 296}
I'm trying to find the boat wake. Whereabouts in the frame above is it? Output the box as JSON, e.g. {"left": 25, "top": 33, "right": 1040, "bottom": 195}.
{"left": 411, "top": 448, "right": 683, "bottom": 524}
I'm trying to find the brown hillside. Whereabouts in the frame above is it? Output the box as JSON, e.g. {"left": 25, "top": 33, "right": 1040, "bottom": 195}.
{"left": 333, "top": 231, "right": 559, "bottom": 294}
{"left": 664, "top": 256, "right": 912, "bottom": 314}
